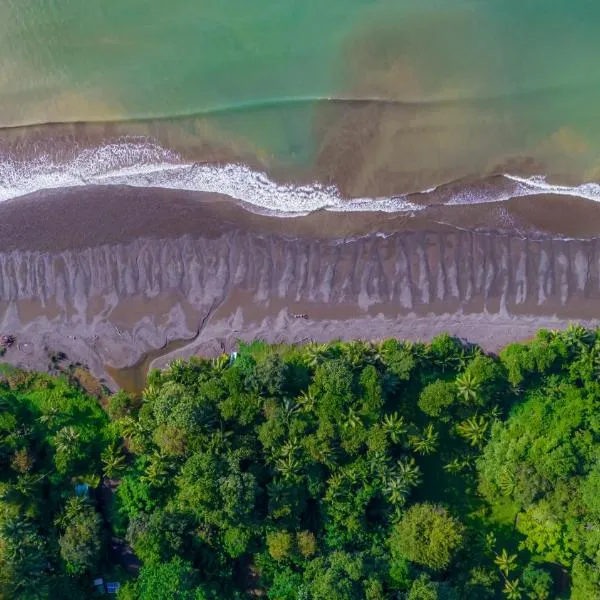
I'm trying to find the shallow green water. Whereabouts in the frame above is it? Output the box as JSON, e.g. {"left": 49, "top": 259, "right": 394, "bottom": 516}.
{"left": 2, "top": 0, "right": 600, "bottom": 191}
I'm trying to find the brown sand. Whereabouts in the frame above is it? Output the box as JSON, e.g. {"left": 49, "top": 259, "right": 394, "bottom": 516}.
{"left": 1, "top": 185, "right": 600, "bottom": 391}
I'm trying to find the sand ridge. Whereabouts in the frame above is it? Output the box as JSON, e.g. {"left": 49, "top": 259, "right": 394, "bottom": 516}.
{"left": 1, "top": 186, "right": 599, "bottom": 389}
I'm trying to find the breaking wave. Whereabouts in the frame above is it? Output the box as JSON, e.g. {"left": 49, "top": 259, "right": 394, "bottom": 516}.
{"left": 1, "top": 138, "right": 600, "bottom": 215}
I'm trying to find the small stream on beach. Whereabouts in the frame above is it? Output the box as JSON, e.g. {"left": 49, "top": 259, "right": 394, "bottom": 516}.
{"left": 105, "top": 335, "right": 198, "bottom": 396}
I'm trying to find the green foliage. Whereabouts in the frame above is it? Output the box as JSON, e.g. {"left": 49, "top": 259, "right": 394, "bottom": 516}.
{"left": 390, "top": 503, "right": 464, "bottom": 571}
{"left": 407, "top": 574, "right": 459, "bottom": 600}
{"left": 418, "top": 381, "right": 456, "bottom": 418}
{"left": 4, "top": 329, "right": 600, "bottom": 597}
{"left": 0, "top": 368, "right": 110, "bottom": 593}
{"left": 57, "top": 497, "right": 102, "bottom": 575}
{"left": 121, "top": 557, "right": 202, "bottom": 600}
{"left": 522, "top": 564, "right": 553, "bottom": 600}
{"left": 108, "top": 389, "right": 135, "bottom": 420}
{"left": 0, "top": 517, "right": 50, "bottom": 598}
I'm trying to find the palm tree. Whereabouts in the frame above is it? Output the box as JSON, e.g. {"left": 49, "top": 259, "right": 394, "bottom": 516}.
{"left": 443, "top": 456, "right": 471, "bottom": 474}
{"left": 14, "top": 472, "right": 46, "bottom": 499}
{"left": 54, "top": 426, "right": 80, "bottom": 454}
{"left": 38, "top": 405, "right": 60, "bottom": 427}
{"left": 456, "top": 372, "right": 480, "bottom": 403}
{"left": 167, "top": 358, "right": 187, "bottom": 377}
{"left": 281, "top": 399, "right": 300, "bottom": 424}
{"left": 312, "top": 442, "right": 338, "bottom": 469}
{"left": 119, "top": 416, "right": 140, "bottom": 437}
{"left": 342, "top": 407, "right": 362, "bottom": 430}
{"left": 342, "top": 341, "right": 372, "bottom": 367}
{"left": 409, "top": 424, "right": 438, "bottom": 455}
{"left": 297, "top": 389, "right": 317, "bottom": 412}
{"left": 503, "top": 578, "right": 523, "bottom": 600}
{"left": 396, "top": 457, "right": 422, "bottom": 488}
{"left": 382, "top": 412, "right": 406, "bottom": 443}
{"left": 208, "top": 427, "right": 233, "bottom": 454}
{"left": 495, "top": 548, "right": 518, "bottom": 577}
{"left": 456, "top": 415, "right": 488, "bottom": 447}
{"left": 303, "top": 343, "right": 330, "bottom": 368}
{"left": 384, "top": 477, "right": 410, "bottom": 508}
{"left": 564, "top": 322, "right": 592, "bottom": 351}
{"left": 498, "top": 467, "right": 516, "bottom": 497}
{"left": 141, "top": 452, "right": 170, "bottom": 488}
{"left": 142, "top": 383, "right": 161, "bottom": 403}
{"left": 483, "top": 532, "right": 497, "bottom": 554}
{"left": 212, "top": 354, "right": 229, "bottom": 373}
{"left": 275, "top": 455, "right": 301, "bottom": 480}
{"left": 101, "top": 442, "right": 127, "bottom": 479}
{"left": 368, "top": 451, "right": 391, "bottom": 478}
{"left": 325, "top": 473, "right": 347, "bottom": 502}
{"left": 279, "top": 438, "right": 300, "bottom": 460}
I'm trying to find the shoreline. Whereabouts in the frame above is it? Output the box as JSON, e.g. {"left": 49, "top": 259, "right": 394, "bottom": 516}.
{"left": 1, "top": 185, "right": 600, "bottom": 390}
{"left": 4, "top": 183, "right": 600, "bottom": 253}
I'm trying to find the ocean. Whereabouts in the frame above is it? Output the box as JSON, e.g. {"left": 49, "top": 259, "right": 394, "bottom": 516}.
{"left": 2, "top": 0, "right": 600, "bottom": 212}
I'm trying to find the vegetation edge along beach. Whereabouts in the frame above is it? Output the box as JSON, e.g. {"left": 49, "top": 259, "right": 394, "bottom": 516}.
{"left": 2, "top": 328, "right": 600, "bottom": 598}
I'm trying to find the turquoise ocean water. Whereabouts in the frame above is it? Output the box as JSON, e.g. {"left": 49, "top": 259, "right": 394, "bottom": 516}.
{"left": 2, "top": 0, "right": 600, "bottom": 208}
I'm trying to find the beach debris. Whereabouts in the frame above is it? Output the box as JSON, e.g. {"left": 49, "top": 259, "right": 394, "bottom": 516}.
{"left": 0, "top": 335, "right": 15, "bottom": 348}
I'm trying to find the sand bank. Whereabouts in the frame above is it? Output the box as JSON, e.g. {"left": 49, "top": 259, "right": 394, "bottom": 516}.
{"left": 1, "top": 185, "right": 599, "bottom": 390}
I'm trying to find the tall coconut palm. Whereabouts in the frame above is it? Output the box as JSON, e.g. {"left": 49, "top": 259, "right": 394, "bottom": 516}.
{"left": 443, "top": 456, "right": 471, "bottom": 474}
{"left": 297, "top": 389, "right": 317, "bottom": 413}
{"left": 396, "top": 457, "right": 422, "bottom": 488}
{"left": 303, "top": 343, "right": 330, "bottom": 368}
{"left": 495, "top": 548, "right": 518, "bottom": 577}
{"left": 503, "top": 579, "right": 522, "bottom": 600}
{"left": 275, "top": 454, "right": 301, "bottom": 480}
{"left": 142, "top": 383, "right": 161, "bottom": 403}
{"left": 54, "top": 426, "right": 80, "bottom": 454}
{"left": 342, "top": 341, "right": 372, "bottom": 367}
{"left": 384, "top": 477, "right": 411, "bottom": 508}
{"left": 342, "top": 407, "right": 362, "bottom": 430}
{"left": 382, "top": 412, "right": 406, "bottom": 444}
{"left": 456, "top": 372, "right": 481, "bottom": 404}
{"left": 212, "top": 354, "right": 229, "bottom": 373}
{"left": 564, "top": 322, "right": 592, "bottom": 351}
{"left": 409, "top": 424, "right": 438, "bottom": 455}
{"left": 141, "top": 452, "right": 171, "bottom": 488}
{"left": 279, "top": 438, "right": 300, "bottom": 460}
{"left": 119, "top": 416, "right": 140, "bottom": 438}
{"left": 38, "top": 405, "right": 60, "bottom": 428}
{"left": 456, "top": 415, "right": 488, "bottom": 447}
{"left": 101, "top": 442, "right": 127, "bottom": 479}
{"left": 498, "top": 467, "right": 516, "bottom": 497}
{"left": 281, "top": 399, "right": 300, "bottom": 424}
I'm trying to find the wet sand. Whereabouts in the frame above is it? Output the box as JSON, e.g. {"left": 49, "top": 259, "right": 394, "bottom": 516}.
{"left": 1, "top": 185, "right": 600, "bottom": 391}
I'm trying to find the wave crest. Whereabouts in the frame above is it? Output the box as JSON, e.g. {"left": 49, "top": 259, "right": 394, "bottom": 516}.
{"left": 1, "top": 138, "right": 600, "bottom": 215}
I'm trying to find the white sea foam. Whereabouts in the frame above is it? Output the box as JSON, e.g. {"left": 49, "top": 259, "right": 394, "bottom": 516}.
{"left": 503, "top": 173, "right": 600, "bottom": 202}
{"left": 444, "top": 173, "right": 600, "bottom": 206}
{"left": 2, "top": 139, "right": 599, "bottom": 214}
{"left": 0, "top": 139, "right": 422, "bottom": 215}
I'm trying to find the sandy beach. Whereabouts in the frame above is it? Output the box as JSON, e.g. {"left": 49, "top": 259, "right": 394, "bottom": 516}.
{"left": 0, "top": 184, "right": 599, "bottom": 391}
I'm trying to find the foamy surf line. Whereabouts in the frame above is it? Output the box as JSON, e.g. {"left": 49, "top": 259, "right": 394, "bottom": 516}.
{"left": 0, "top": 140, "right": 421, "bottom": 215}
{"left": 1, "top": 139, "right": 600, "bottom": 214}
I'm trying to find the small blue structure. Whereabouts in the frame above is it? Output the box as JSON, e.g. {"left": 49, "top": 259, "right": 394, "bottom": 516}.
{"left": 74, "top": 483, "right": 89, "bottom": 497}
{"left": 106, "top": 582, "right": 121, "bottom": 594}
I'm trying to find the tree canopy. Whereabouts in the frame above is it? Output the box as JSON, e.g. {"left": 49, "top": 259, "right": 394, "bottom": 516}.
{"left": 2, "top": 326, "right": 600, "bottom": 598}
